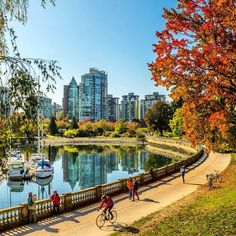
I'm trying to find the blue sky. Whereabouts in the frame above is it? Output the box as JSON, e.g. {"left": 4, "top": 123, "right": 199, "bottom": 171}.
{"left": 11, "top": 0, "right": 178, "bottom": 104}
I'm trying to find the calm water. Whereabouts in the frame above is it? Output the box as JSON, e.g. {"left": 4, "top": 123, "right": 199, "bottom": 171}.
{"left": 0, "top": 145, "right": 173, "bottom": 209}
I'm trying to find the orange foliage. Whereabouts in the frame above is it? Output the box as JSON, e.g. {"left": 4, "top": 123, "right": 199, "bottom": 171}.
{"left": 149, "top": 0, "right": 236, "bottom": 151}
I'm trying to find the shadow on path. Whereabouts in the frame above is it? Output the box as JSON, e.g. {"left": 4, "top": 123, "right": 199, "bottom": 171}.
{"left": 99, "top": 222, "right": 140, "bottom": 234}
{"left": 139, "top": 198, "right": 159, "bottom": 203}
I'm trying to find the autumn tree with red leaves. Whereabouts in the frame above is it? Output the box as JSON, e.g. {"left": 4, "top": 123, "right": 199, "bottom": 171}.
{"left": 149, "top": 0, "right": 236, "bottom": 151}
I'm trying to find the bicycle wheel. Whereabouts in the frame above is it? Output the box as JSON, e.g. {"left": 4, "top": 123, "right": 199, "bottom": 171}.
{"left": 96, "top": 214, "right": 105, "bottom": 228}
{"left": 109, "top": 210, "right": 117, "bottom": 224}
{"left": 217, "top": 175, "right": 222, "bottom": 182}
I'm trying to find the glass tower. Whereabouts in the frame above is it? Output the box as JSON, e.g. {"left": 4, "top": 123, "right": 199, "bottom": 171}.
{"left": 68, "top": 77, "right": 79, "bottom": 120}
{"left": 79, "top": 68, "right": 108, "bottom": 121}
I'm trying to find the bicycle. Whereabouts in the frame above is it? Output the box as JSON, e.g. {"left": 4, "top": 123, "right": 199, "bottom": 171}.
{"left": 96, "top": 209, "right": 118, "bottom": 228}
{"left": 212, "top": 170, "right": 222, "bottom": 182}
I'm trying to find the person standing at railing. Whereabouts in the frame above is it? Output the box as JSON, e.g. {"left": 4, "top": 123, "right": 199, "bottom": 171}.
{"left": 127, "top": 177, "right": 133, "bottom": 200}
{"left": 180, "top": 166, "right": 186, "bottom": 183}
{"left": 150, "top": 166, "right": 155, "bottom": 181}
{"left": 132, "top": 177, "right": 140, "bottom": 201}
{"left": 28, "top": 192, "right": 37, "bottom": 223}
{"left": 50, "top": 190, "right": 60, "bottom": 214}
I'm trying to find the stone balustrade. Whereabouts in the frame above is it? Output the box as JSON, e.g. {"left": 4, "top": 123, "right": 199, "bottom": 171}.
{"left": 0, "top": 143, "right": 204, "bottom": 232}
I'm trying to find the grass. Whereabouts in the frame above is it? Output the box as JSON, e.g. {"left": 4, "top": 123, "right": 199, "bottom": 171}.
{"left": 112, "top": 153, "right": 236, "bottom": 236}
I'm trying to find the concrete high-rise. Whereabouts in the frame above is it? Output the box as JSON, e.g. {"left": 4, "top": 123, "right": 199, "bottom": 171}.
{"left": 107, "top": 94, "right": 120, "bottom": 121}
{"left": 79, "top": 68, "right": 108, "bottom": 121}
{"left": 120, "top": 92, "right": 140, "bottom": 121}
{"left": 140, "top": 92, "right": 166, "bottom": 120}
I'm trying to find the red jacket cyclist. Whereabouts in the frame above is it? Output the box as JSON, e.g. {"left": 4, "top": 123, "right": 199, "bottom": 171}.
{"left": 98, "top": 195, "right": 114, "bottom": 219}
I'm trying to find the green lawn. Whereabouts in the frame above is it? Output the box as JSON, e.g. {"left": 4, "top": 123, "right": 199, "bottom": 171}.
{"left": 113, "top": 153, "right": 236, "bottom": 236}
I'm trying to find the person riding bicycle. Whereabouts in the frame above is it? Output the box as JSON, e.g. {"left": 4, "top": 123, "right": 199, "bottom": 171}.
{"left": 98, "top": 195, "right": 114, "bottom": 219}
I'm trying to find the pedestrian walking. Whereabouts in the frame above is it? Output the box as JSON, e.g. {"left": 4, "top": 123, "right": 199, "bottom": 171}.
{"left": 206, "top": 174, "right": 213, "bottom": 190}
{"left": 180, "top": 165, "right": 186, "bottom": 183}
{"left": 28, "top": 192, "right": 37, "bottom": 223}
{"left": 150, "top": 166, "right": 155, "bottom": 181}
{"left": 50, "top": 190, "right": 60, "bottom": 214}
{"left": 132, "top": 177, "right": 139, "bottom": 201}
{"left": 127, "top": 177, "right": 133, "bottom": 200}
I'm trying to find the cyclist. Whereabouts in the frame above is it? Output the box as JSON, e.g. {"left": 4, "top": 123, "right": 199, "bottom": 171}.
{"left": 98, "top": 195, "right": 114, "bottom": 219}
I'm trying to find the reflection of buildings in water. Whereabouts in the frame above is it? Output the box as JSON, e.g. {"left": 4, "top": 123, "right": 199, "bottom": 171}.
{"left": 78, "top": 153, "right": 107, "bottom": 189}
{"left": 106, "top": 152, "right": 119, "bottom": 173}
{"left": 120, "top": 151, "right": 148, "bottom": 173}
{"left": 121, "top": 153, "right": 139, "bottom": 174}
{"left": 139, "top": 151, "right": 147, "bottom": 170}
{"left": 62, "top": 153, "right": 79, "bottom": 191}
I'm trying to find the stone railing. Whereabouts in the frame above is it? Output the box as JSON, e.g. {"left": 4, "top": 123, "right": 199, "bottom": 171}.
{"left": 0, "top": 146, "right": 204, "bottom": 232}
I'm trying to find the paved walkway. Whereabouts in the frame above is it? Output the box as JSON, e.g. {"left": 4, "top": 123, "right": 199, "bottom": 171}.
{"left": 1, "top": 152, "right": 231, "bottom": 236}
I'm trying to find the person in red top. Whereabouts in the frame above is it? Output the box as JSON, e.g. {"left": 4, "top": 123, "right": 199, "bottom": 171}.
{"left": 50, "top": 190, "right": 60, "bottom": 214}
{"left": 127, "top": 177, "right": 133, "bottom": 200}
{"left": 98, "top": 195, "right": 114, "bottom": 219}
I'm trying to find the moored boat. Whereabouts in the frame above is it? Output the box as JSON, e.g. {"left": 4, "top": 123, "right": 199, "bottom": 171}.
{"left": 35, "top": 159, "right": 54, "bottom": 178}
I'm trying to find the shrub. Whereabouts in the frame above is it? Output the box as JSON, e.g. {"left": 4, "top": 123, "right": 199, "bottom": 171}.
{"left": 64, "top": 129, "right": 78, "bottom": 138}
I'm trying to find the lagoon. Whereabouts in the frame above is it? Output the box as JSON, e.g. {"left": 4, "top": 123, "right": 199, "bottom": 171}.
{"left": 0, "top": 145, "right": 173, "bottom": 209}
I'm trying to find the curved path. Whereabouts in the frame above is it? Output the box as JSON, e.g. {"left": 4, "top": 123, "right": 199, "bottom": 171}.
{"left": 1, "top": 152, "right": 231, "bottom": 236}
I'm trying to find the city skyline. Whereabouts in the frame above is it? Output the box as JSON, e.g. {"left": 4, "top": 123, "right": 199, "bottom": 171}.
{"left": 8, "top": 0, "right": 178, "bottom": 104}
{"left": 62, "top": 69, "right": 167, "bottom": 122}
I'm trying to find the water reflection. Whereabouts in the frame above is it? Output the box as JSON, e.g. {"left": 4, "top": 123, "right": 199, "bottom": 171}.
{"left": 0, "top": 145, "right": 173, "bottom": 209}
{"left": 59, "top": 145, "right": 172, "bottom": 190}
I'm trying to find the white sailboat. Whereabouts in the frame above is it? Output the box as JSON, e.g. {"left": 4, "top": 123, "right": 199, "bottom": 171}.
{"left": 7, "top": 150, "right": 25, "bottom": 181}
{"left": 35, "top": 158, "right": 54, "bottom": 178}
{"left": 33, "top": 89, "right": 54, "bottom": 179}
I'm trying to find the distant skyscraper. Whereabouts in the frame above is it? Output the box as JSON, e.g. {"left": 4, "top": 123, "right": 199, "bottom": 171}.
{"left": 63, "top": 77, "right": 79, "bottom": 120}
{"left": 52, "top": 102, "right": 63, "bottom": 117}
{"left": 140, "top": 92, "right": 166, "bottom": 120}
{"left": 120, "top": 92, "right": 140, "bottom": 121}
{"left": 63, "top": 85, "right": 69, "bottom": 116}
{"left": 38, "top": 96, "right": 52, "bottom": 118}
{"left": 79, "top": 68, "right": 108, "bottom": 121}
{"left": 0, "top": 86, "right": 11, "bottom": 116}
{"left": 107, "top": 94, "right": 120, "bottom": 121}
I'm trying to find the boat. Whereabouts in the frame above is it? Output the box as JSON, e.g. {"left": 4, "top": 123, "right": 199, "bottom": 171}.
{"left": 35, "top": 159, "right": 54, "bottom": 178}
{"left": 8, "top": 168, "right": 24, "bottom": 181}
{"left": 7, "top": 151, "right": 25, "bottom": 181}
{"left": 7, "top": 151, "right": 24, "bottom": 166}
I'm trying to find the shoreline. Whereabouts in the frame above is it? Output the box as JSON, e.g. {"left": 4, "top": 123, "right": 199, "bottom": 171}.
{"left": 44, "top": 137, "right": 142, "bottom": 146}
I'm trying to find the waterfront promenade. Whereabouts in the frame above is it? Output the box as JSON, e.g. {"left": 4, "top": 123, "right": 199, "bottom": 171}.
{"left": 1, "top": 152, "right": 231, "bottom": 236}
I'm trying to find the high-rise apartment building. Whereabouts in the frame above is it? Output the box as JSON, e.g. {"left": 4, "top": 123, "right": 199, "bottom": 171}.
{"left": 120, "top": 92, "right": 140, "bottom": 121}
{"left": 140, "top": 92, "right": 166, "bottom": 120}
{"left": 38, "top": 96, "right": 52, "bottom": 118}
{"left": 107, "top": 94, "right": 120, "bottom": 121}
{"left": 63, "top": 77, "right": 79, "bottom": 120}
{"left": 79, "top": 68, "right": 108, "bottom": 121}
{"left": 63, "top": 85, "right": 69, "bottom": 117}
{"left": 0, "top": 86, "right": 11, "bottom": 116}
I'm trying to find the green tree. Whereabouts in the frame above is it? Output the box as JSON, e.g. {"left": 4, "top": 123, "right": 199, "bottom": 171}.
{"left": 56, "top": 112, "right": 64, "bottom": 120}
{"left": 169, "top": 109, "right": 183, "bottom": 136}
{"left": 115, "top": 120, "right": 127, "bottom": 134}
{"left": 0, "top": 0, "right": 60, "bottom": 153}
{"left": 70, "top": 117, "right": 78, "bottom": 129}
{"left": 144, "top": 101, "right": 173, "bottom": 136}
{"left": 49, "top": 116, "right": 58, "bottom": 135}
